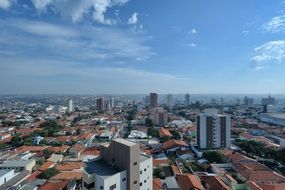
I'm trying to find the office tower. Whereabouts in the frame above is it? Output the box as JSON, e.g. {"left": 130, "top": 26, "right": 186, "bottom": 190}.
{"left": 145, "top": 96, "right": 150, "bottom": 106}
{"left": 96, "top": 97, "right": 104, "bottom": 111}
{"left": 110, "top": 97, "right": 115, "bottom": 108}
{"left": 68, "top": 99, "right": 74, "bottom": 113}
{"left": 137, "top": 102, "right": 144, "bottom": 112}
{"left": 262, "top": 94, "right": 275, "bottom": 106}
{"left": 220, "top": 97, "right": 224, "bottom": 106}
{"left": 151, "top": 108, "right": 168, "bottom": 126}
{"left": 243, "top": 96, "right": 254, "bottom": 107}
{"left": 150, "top": 93, "right": 158, "bottom": 108}
{"left": 83, "top": 138, "right": 152, "bottom": 190}
{"left": 197, "top": 109, "right": 231, "bottom": 149}
{"left": 185, "top": 93, "right": 191, "bottom": 106}
{"left": 166, "top": 94, "right": 173, "bottom": 107}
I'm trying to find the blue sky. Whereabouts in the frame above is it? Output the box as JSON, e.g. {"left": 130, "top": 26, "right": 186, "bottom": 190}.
{"left": 0, "top": 0, "right": 285, "bottom": 94}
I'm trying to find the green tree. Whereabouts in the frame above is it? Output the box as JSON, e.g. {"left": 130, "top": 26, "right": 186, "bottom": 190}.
{"left": 43, "top": 149, "right": 53, "bottom": 159}
{"left": 171, "top": 130, "right": 181, "bottom": 140}
{"left": 147, "top": 127, "right": 158, "bottom": 137}
{"left": 37, "top": 167, "right": 58, "bottom": 179}
{"left": 202, "top": 150, "right": 227, "bottom": 164}
{"left": 145, "top": 118, "right": 153, "bottom": 127}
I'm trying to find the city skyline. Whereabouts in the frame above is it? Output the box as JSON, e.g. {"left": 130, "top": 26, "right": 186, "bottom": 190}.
{"left": 1, "top": 0, "right": 285, "bottom": 94}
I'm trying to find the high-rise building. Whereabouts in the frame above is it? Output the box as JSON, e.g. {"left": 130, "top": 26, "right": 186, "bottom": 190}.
{"left": 83, "top": 138, "right": 152, "bottom": 190}
{"left": 243, "top": 96, "right": 254, "bottom": 107}
{"left": 110, "top": 97, "right": 115, "bottom": 108}
{"left": 151, "top": 108, "right": 168, "bottom": 126}
{"left": 150, "top": 93, "right": 158, "bottom": 108}
{"left": 68, "top": 99, "right": 74, "bottom": 113}
{"left": 96, "top": 97, "right": 105, "bottom": 111}
{"left": 197, "top": 109, "right": 231, "bottom": 149}
{"left": 137, "top": 102, "right": 144, "bottom": 112}
{"left": 185, "top": 93, "right": 191, "bottom": 106}
{"left": 166, "top": 94, "right": 173, "bottom": 107}
{"left": 262, "top": 94, "right": 275, "bottom": 106}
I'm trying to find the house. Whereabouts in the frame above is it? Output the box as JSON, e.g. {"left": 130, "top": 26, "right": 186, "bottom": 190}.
{"left": 176, "top": 174, "right": 204, "bottom": 190}
{"left": 163, "top": 139, "right": 188, "bottom": 154}
{"left": 159, "top": 128, "right": 172, "bottom": 138}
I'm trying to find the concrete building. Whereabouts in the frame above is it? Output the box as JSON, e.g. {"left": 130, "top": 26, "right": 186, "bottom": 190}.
{"left": 243, "top": 96, "right": 254, "bottom": 107}
{"left": 68, "top": 99, "right": 74, "bottom": 113}
{"left": 197, "top": 109, "right": 231, "bottom": 149}
{"left": 260, "top": 113, "right": 285, "bottom": 127}
{"left": 262, "top": 95, "right": 275, "bottom": 106}
{"left": 83, "top": 138, "right": 152, "bottom": 190}
{"left": 150, "top": 93, "right": 158, "bottom": 108}
{"left": 166, "top": 94, "right": 173, "bottom": 107}
{"left": 97, "top": 97, "right": 105, "bottom": 111}
{"left": 151, "top": 108, "right": 168, "bottom": 126}
{"left": 185, "top": 93, "right": 191, "bottom": 106}
{"left": 0, "top": 170, "right": 15, "bottom": 186}
{"left": 0, "top": 159, "right": 36, "bottom": 172}
{"left": 110, "top": 97, "right": 115, "bottom": 108}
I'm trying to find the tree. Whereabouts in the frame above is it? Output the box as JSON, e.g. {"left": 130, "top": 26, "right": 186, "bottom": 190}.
{"left": 37, "top": 167, "right": 58, "bottom": 179}
{"left": 11, "top": 134, "right": 22, "bottom": 146}
{"left": 202, "top": 151, "right": 227, "bottom": 164}
{"left": 43, "top": 149, "right": 53, "bottom": 159}
{"left": 147, "top": 127, "right": 158, "bottom": 137}
{"left": 66, "top": 131, "right": 72, "bottom": 136}
{"left": 76, "top": 128, "right": 82, "bottom": 135}
{"left": 171, "top": 131, "right": 181, "bottom": 140}
{"left": 145, "top": 118, "right": 153, "bottom": 127}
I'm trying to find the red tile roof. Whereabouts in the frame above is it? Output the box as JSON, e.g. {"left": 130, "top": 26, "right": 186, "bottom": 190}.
{"left": 153, "top": 178, "right": 163, "bottom": 190}
{"left": 176, "top": 174, "right": 204, "bottom": 190}
{"left": 163, "top": 139, "right": 188, "bottom": 150}
{"left": 159, "top": 128, "right": 172, "bottom": 137}
{"left": 39, "top": 180, "right": 70, "bottom": 190}
{"left": 201, "top": 176, "right": 231, "bottom": 190}
{"left": 47, "top": 145, "right": 69, "bottom": 153}
{"left": 171, "top": 165, "right": 181, "bottom": 175}
{"left": 14, "top": 145, "right": 48, "bottom": 153}
{"left": 153, "top": 159, "right": 170, "bottom": 167}
{"left": 55, "top": 161, "right": 83, "bottom": 171}
{"left": 38, "top": 161, "right": 55, "bottom": 171}
{"left": 50, "top": 172, "right": 83, "bottom": 180}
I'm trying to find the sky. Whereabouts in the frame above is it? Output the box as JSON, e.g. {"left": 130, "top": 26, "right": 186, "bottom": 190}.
{"left": 0, "top": 0, "right": 285, "bottom": 94}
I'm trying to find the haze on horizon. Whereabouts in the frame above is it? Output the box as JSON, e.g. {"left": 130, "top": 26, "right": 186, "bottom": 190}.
{"left": 0, "top": 0, "right": 285, "bottom": 94}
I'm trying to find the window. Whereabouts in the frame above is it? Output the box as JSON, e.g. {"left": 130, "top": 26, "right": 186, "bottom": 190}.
{"left": 100, "top": 186, "right": 104, "bottom": 190}
{"left": 134, "top": 180, "right": 137, "bottom": 184}
{"left": 109, "top": 184, "right": 116, "bottom": 190}
{"left": 140, "top": 170, "right": 142, "bottom": 174}
{"left": 133, "top": 162, "right": 137, "bottom": 166}
{"left": 122, "top": 178, "right": 126, "bottom": 182}
{"left": 144, "top": 168, "right": 146, "bottom": 171}
{"left": 140, "top": 182, "right": 142, "bottom": 186}
{"left": 84, "top": 182, "right": 95, "bottom": 189}
{"left": 144, "top": 180, "right": 146, "bottom": 183}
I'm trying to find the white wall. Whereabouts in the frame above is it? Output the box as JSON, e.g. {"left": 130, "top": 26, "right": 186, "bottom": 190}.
{"left": 0, "top": 170, "right": 14, "bottom": 186}
{"left": 139, "top": 156, "right": 152, "bottom": 190}
{"left": 95, "top": 170, "right": 127, "bottom": 190}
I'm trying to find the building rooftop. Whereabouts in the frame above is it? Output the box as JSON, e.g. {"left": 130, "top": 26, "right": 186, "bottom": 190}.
{"left": 114, "top": 138, "right": 137, "bottom": 147}
{"left": 84, "top": 159, "right": 122, "bottom": 178}
{"left": 0, "top": 159, "right": 34, "bottom": 168}
{"left": 0, "top": 169, "right": 13, "bottom": 176}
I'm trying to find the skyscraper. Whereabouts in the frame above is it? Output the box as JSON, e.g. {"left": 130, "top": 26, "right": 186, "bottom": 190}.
{"left": 150, "top": 93, "right": 158, "bottom": 108}
{"left": 243, "top": 96, "right": 254, "bottom": 107}
{"left": 110, "top": 97, "right": 115, "bottom": 108}
{"left": 96, "top": 97, "right": 104, "bottom": 111}
{"left": 185, "top": 93, "right": 191, "bottom": 106}
{"left": 197, "top": 109, "right": 231, "bottom": 149}
{"left": 166, "top": 94, "right": 173, "bottom": 107}
{"left": 68, "top": 99, "right": 74, "bottom": 113}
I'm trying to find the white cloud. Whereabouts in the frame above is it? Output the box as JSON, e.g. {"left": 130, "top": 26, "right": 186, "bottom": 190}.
{"left": 30, "top": 0, "right": 130, "bottom": 24}
{"left": 191, "top": 28, "right": 197, "bottom": 34}
{"left": 128, "top": 12, "right": 138, "bottom": 24}
{"left": 261, "top": 15, "right": 285, "bottom": 33}
{"left": 185, "top": 43, "right": 197, "bottom": 47}
{"left": 0, "top": 18, "right": 154, "bottom": 62}
{"left": 251, "top": 40, "right": 285, "bottom": 69}
{"left": 0, "top": 0, "right": 11, "bottom": 10}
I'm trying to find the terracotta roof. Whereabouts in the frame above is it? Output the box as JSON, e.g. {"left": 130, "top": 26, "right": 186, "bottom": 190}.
{"left": 226, "top": 151, "right": 253, "bottom": 163}
{"left": 153, "top": 158, "right": 170, "bottom": 167}
{"left": 171, "top": 165, "right": 181, "bottom": 175}
{"left": 50, "top": 172, "right": 83, "bottom": 180}
{"left": 176, "top": 174, "right": 204, "bottom": 190}
{"left": 82, "top": 147, "right": 100, "bottom": 156}
{"left": 153, "top": 178, "right": 163, "bottom": 190}
{"left": 78, "top": 133, "right": 95, "bottom": 141}
{"left": 55, "top": 161, "right": 83, "bottom": 171}
{"left": 27, "top": 170, "right": 42, "bottom": 181}
{"left": 201, "top": 176, "right": 231, "bottom": 190}
{"left": 14, "top": 145, "right": 48, "bottom": 153}
{"left": 239, "top": 170, "right": 285, "bottom": 183}
{"left": 259, "top": 182, "right": 285, "bottom": 190}
{"left": 39, "top": 180, "right": 70, "bottom": 190}
{"left": 159, "top": 128, "right": 172, "bottom": 137}
{"left": 38, "top": 161, "right": 55, "bottom": 171}
{"left": 163, "top": 139, "right": 188, "bottom": 150}
{"left": 47, "top": 145, "right": 69, "bottom": 153}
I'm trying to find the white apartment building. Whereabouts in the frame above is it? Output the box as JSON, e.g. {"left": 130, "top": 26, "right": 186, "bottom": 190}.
{"left": 197, "top": 109, "right": 231, "bottom": 149}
